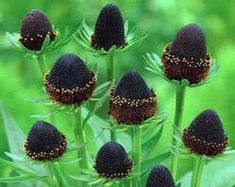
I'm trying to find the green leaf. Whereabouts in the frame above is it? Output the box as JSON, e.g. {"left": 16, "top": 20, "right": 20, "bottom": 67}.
{"left": 142, "top": 125, "right": 164, "bottom": 158}
{"left": 0, "top": 103, "right": 48, "bottom": 176}
{"left": 40, "top": 35, "right": 51, "bottom": 51}
{"left": 75, "top": 20, "right": 148, "bottom": 56}
{"left": 0, "top": 102, "right": 25, "bottom": 155}
{"left": 82, "top": 108, "right": 131, "bottom": 152}
{"left": 0, "top": 174, "right": 47, "bottom": 183}
{"left": 30, "top": 109, "right": 60, "bottom": 119}
{"left": 6, "top": 25, "right": 76, "bottom": 58}
{"left": 67, "top": 142, "right": 89, "bottom": 152}
{"left": 0, "top": 158, "right": 36, "bottom": 174}
{"left": 5, "top": 152, "right": 25, "bottom": 161}
{"left": 67, "top": 174, "right": 94, "bottom": 181}
{"left": 179, "top": 154, "right": 235, "bottom": 187}
{"left": 141, "top": 152, "right": 171, "bottom": 171}
{"left": 141, "top": 112, "right": 168, "bottom": 129}
{"left": 83, "top": 86, "right": 110, "bottom": 129}
{"left": 89, "top": 178, "right": 104, "bottom": 185}
{"left": 144, "top": 53, "right": 218, "bottom": 88}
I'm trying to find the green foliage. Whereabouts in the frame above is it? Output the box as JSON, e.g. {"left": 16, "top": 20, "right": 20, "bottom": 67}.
{"left": 144, "top": 52, "right": 219, "bottom": 87}
{"left": 179, "top": 154, "right": 235, "bottom": 187}
{"left": 0, "top": 0, "right": 235, "bottom": 186}
{"left": 6, "top": 26, "right": 76, "bottom": 58}
{"left": 75, "top": 20, "right": 148, "bottom": 57}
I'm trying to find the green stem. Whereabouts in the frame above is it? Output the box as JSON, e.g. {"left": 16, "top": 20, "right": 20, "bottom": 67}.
{"left": 37, "top": 54, "right": 46, "bottom": 79}
{"left": 191, "top": 157, "right": 205, "bottom": 187}
{"left": 48, "top": 162, "right": 61, "bottom": 187}
{"left": 170, "top": 85, "right": 186, "bottom": 180}
{"left": 105, "top": 53, "right": 116, "bottom": 141}
{"left": 72, "top": 108, "right": 89, "bottom": 185}
{"left": 105, "top": 52, "right": 115, "bottom": 82}
{"left": 37, "top": 54, "right": 55, "bottom": 124}
{"left": 113, "top": 181, "right": 120, "bottom": 187}
{"left": 110, "top": 121, "right": 117, "bottom": 142}
{"left": 132, "top": 126, "right": 141, "bottom": 186}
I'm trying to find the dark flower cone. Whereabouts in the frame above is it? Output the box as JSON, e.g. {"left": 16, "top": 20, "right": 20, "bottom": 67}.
{"left": 94, "top": 141, "right": 133, "bottom": 179}
{"left": 45, "top": 54, "right": 96, "bottom": 105}
{"left": 91, "top": 4, "right": 126, "bottom": 51}
{"left": 19, "top": 9, "right": 56, "bottom": 51}
{"left": 162, "top": 24, "right": 211, "bottom": 84}
{"left": 24, "top": 120, "right": 67, "bottom": 161}
{"left": 146, "top": 165, "right": 175, "bottom": 187}
{"left": 182, "top": 109, "right": 228, "bottom": 156}
{"left": 109, "top": 71, "right": 157, "bottom": 125}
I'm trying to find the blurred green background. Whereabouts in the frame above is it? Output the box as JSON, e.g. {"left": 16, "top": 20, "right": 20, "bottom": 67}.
{"left": 0, "top": 0, "right": 235, "bottom": 185}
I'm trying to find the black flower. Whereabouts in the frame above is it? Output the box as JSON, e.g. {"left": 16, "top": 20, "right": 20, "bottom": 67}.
{"left": 45, "top": 54, "right": 96, "bottom": 105}
{"left": 91, "top": 4, "right": 126, "bottom": 51}
{"left": 162, "top": 24, "right": 211, "bottom": 84}
{"left": 24, "top": 120, "right": 67, "bottom": 161}
{"left": 19, "top": 9, "right": 56, "bottom": 51}
{"left": 109, "top": 71, "right": 157, "bottom": 125}
{"left": 146, "top": 165, "right": 175, "bottom": 187}
{"left": 94, "top": 141, "right": 133, "bottom": 179}
{"left": 182, "top": 109, "right": 228, "bottom": 156}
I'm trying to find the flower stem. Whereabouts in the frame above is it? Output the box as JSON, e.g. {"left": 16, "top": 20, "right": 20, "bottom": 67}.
{"left": 72, "top": 108, "right": 89, "bottom": 185}
{"left": 132, "top": 126, "right": 141, "bottom": 186}
{"left": 191, "top": 157, "right": 205, "bottom": 187}
{"left": 37, "top": 54, "right": 46, "bottom": 79}
{"left": 105, "top": 53, "right": 116, "bottom": 141}
{"left": 48, "top": 162, "right": 62, "bottom": 187}
{"left": 36, "top": 54, "right": 56, "bottom": 123}
{"left": 170, "top": 85, "right": 186, "bottom": 180}
{"left": 113, "top": 181, "right": 120, "bottom": 187}
{"left": 105, "top": 52, "right": 115, "bottom": 82}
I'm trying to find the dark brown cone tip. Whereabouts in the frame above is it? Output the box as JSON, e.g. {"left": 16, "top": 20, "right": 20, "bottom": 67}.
{"left": 24, "top": 120, "right": 67, "bottom": 161}
{"left": 162, "top": 24, "right": 211, "bottom": 84}
{"left": 19, "top": 9, "right": 56, "bottom": 51}
{"left": 45, "top": 54, "right": 96, "bottom": 105}
{"left": 170, "top": 24, "right": 207, "bottom": 59}
{"left": 182, "top": 109, "right": 228, "bottom": 156}
{"left": 109, "top": 71, "right": 157, "bottom": 125}
{"left": 94, "top": 141, "right": 133, "bottom": 179}
{"left": 146, "top": 165, "right": 175, "bottom": 187}
{"left": 91, "top": 3, "right": 126, "bottom": 51}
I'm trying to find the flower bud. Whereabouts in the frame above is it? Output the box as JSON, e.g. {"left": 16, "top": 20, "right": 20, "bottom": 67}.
{"left": 109, "top": 71, "right": 157, "bottom": 124}
{"left": 24, "top": 120, "right": 67, "bottom": 161}
{"left": 162, "top": 24, "right": 211, "bottom": 84}
{"left": 182, "top": 109, "right": 228, "bottom": 156}
{"left": 95, "top": 141, "right": 133, "bottom": 179}
{"left": 91, "top": 4, "right": 126, "bottom": 51}
{"left": 146, "top": 165, "right": 175, "bottom": 187}
{"left": 45, "top": 54, "right": 96, "bottom": 105}
{"left": 19, "top": 9, "right": 56, "bottom": 51}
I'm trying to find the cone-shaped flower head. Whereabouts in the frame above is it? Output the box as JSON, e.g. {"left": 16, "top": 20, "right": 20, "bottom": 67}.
{"left": 95, "top": 141, "right": 133, "bottom": 179}
{"left": 146, "top": 165, "right": 175, "bottom": 187}
{"left": 24, "top": 120, "right": 67, "bottom": 161}
{"left": 162, "top": 24, "right": 211, "bottom": 84}
{"left": 45, "top": 54, "right": 96, "bottom": 105}
{"left": 110, "top": 71, "right": 157, "bottom": 124}
{"left": 19, "top": 9, "right": 56, "bottom": 51}
{"left": 91, "top": 4, "right": 126, "bottom": 51}
{"left": 182, "top": 109, "right": 228, "bottom": 156}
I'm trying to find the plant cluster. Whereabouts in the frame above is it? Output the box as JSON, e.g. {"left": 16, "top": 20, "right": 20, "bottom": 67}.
{"left": 0, "top": 3, "right": 233, "bottom": 187}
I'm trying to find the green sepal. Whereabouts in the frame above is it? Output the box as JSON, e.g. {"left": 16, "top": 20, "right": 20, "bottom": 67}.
{"left": 6, "top": 25, "right": 77, "bottom": 57}
{"left": 144, "top": 52, "right": 219, "bottom": 88}
{"left": 75, "top": 20, "right": 148, "bottom": 57}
